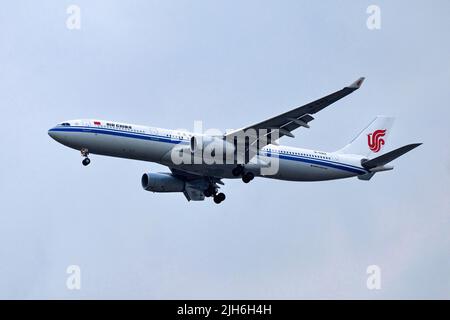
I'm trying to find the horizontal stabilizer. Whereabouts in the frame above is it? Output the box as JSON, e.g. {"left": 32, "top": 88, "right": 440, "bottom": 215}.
{"left": 358, "top": 172, "right": 376, "bottom": 181}
{"left": 362, "top": 143, "right": 422, "bottom": 169}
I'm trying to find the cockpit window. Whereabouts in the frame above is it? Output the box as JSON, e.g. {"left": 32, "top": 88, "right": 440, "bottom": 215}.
{"left": 60, "top": 122, "right": 71, "bottom": 126}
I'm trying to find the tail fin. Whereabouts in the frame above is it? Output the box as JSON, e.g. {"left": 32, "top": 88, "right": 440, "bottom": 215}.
{"left": 337, "top": 116, "right": 395, "bottom": 157}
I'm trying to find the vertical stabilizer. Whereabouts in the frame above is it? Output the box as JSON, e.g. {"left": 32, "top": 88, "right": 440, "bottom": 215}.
{"left": 337, "top": 116, "right": 395, "bottom": 157}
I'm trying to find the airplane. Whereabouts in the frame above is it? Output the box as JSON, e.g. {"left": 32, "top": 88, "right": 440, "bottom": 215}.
{"left": 48, "top": 77, "right": 421, "bottom": 204}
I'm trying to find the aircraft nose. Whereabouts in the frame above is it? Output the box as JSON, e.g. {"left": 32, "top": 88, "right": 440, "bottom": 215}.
{"left": 48, "top": 127, "right": 60, "bottom": 141}
{"left": 48, "top": 126, "right": 72, "bottom": 146}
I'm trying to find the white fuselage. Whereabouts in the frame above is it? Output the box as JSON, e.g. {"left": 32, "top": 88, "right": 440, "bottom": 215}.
{"left": 48, "top": 119, "right": 368, "bottom": 181}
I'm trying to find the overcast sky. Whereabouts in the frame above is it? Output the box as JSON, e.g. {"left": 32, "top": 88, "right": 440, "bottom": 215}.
{"left": 0, "top": 0, "right": 449, "bottom": 299}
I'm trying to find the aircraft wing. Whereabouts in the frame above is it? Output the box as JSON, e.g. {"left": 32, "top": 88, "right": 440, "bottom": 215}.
{"left": 225, "top": 77, "right": 365, "bottom": 151}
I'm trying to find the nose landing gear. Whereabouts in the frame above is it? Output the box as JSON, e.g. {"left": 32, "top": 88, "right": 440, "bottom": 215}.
{"left": 81, "top": 148, "right": 91, "bottom": 166}
{"left": 82, "top": 158, "right": 91, "bottom": 166}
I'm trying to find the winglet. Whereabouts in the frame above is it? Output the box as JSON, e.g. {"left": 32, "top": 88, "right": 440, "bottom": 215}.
{"left": 348, "top": 77, "right": 365, "bottom": 89}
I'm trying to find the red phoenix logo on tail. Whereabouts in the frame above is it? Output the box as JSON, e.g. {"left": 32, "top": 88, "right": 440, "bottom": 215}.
{"left": 367, "top": 129, "right": 386, "bottom": 153}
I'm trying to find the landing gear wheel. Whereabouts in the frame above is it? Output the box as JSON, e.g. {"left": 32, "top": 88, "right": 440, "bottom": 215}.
{"left": 217, "top": 192, "right": 225, "bottom": 202}
{"left": 232, "top": 165, "right": 244, "bottom": 177}
{"left": 213, "top": 192, "right": 226, "bottom": 204}
{"left": 81, "top": 148, "right": 90, "bottom": 166}
{"left": 204, "top": 190, "right": 212, "bottom": 197}
{"left": 204, "top": 185, "right": 217, "bottom": 197}
{"left": 242, "top": 172, "right": 254, "bottom": 183}
{"left": 82, "top": 158, "right": 91, "bottom": 166}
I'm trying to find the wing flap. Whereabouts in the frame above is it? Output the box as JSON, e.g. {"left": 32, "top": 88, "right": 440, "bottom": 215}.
{"left": 183, "top": 186, "right": 205, "bottom": 201}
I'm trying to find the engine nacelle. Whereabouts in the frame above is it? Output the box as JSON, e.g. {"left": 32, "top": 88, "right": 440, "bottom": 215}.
{"left": 141, "top": 172, "right": 185, "bottom": 192}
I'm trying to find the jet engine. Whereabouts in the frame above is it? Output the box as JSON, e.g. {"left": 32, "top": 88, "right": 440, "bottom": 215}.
{"left": 141, "top": 172, "right": 185, "bottom": 192}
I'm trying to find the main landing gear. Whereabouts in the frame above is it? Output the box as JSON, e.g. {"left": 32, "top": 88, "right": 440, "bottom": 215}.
{"left": 213, "top": 192, "right": 226, "bottom": 204}
{"left": 232, "top": 165, "right": 255, "bottom": 184}
{"left": 241, "top": 172, "right": 254, "bottom": 183}
{"left": 204, "top": 185, "right": 226, "bottom": 204}
{"left": 81, "top": 148, "right": 91, "bottom": 166}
